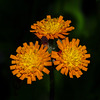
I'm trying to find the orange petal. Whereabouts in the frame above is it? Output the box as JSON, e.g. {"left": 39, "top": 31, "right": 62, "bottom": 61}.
{"left": 56, "top": 64, "right": 63, "bottom": 71}
{"left": 69, "top": 42, "right": 72, "bottom": 47}
{"left": 43, "top": 52, "right": 51, "bottom": 58}
{"left": 12, "top": 70, "right": 19, "bottom": 75}
{"left": 51, "top": 54, "right": 59, "bottom": 59}
{"left": 10, "top": 65, "right": 16, "bottom": 70}
{"left": 54, "top": 61, "right": 60, "bottom": 65}
{"left": 82, "top": 67, "right": 88, "bottom": 71}
{"left": 35, "top": 33, "right": 43, "bottom": 39}
{"left": 43, "top": 46, "right": 48, "bottom": 52}
{"left": 42, "top": 68, "right": 50, "bottom": 74}
{"left": 78, "top": 45, "right": 82, "bottom": 50}
{"left": 72, "top": 70, "right": 76, "bottom": 75}
{"left": 54, "top": 34, "right": 58, "bottom": 38}
{"left": 51, "top": 51, "right": 58, "bottom": 55}
{"left": 20, "top": 70, "right": 25, "bottom": 74}
{"left": 37, "top": 70, "right": 44, "bottom": 76}
{"left": 75, "top": 39, "right": 80, "bottom": 46}
{"left": 29, "top": 42, "right": 34, "bottom": 46}
{"left": 82, "top": 60, "right": 90, "bottom": 64}
{"left": 58, "top": 34, "right": 65, "bottom": 38}
{"left": 46, "top": 34, "right": 50, "bottom": 39}
{"left": 15, "top": 66, "right": 21, "bottom": 69}
{"left": 39, "top": 65, "right": 44, "bottom": 71}
{"left": 27, "top": 77, "right": 32, "bottom": 84}
{"left": 23, "top": 42, "right": 28, "bottom": 47}
{"left": 62, "top": 39, "right": 66, "bottom": 47}
{"left": 66, "top": 26, "right": 75, "bottom": 31}
{"left": 58, "top": 16, "right": 63, "bottom": 22}
{"left": 36, "top": 72, "right": 43, "bottom": 80}
{"left": 78, "top": 70, "right": 83, "bottom": 75}
{"left": 38, "top": 22, "right": 43, "bottom": 26}
{"left": 82, "top": 50, "right": 87, "bottom": 54}
{"left": 65, "top": 67, "right": 68, "bottom": 76}
{"left": 47, "top": 15, "right": 51, "bottom": 19}
{"left": 75, "top": 67, "right": 80, "bottom": 71}
{"left": 62, "top": 33, "right": 69, "bottom": 35}
{"left": 80, "top": 45, "right": 86, "bottom": 51}
{"left": 51, "top": 51, "right": 59, "bottom": 58}
{"left": 78, "top": 65, "right": 83, "bottom": 69}
{"left": 16, "top": 73, "right": 21, "bottom": 77}
{"left": 84, "top": 54, "right": 91, "bottom": 58}
{"left": 20, "top": 74, "right": 26, "bottom": 80}
{"left": 16, "top": 46, "right": 21, "bottom": 53}
{"left": 44, "top": 62, "right": 52, "bottom": 66}
{"left": 69, "top": 71, "right": 73, "bottom": 78}
{"left": 39, "top": 44, "right": 44, "bottom": 51}
{"left": 31, "top": 25, "right": 36, "bottom": 29}
{"left": 11, "top": 60, "right": 19, "bottom": 64}
{"left": 43, "top": 57, "right": 51, "bottom": 62}
{"left": 31, "top": 74, "right": 36, "bottom": 81}
{"left": 56, "top": 56, "right": 63, "bottom": 62}
{"left": 50, "top": 35, "right": 54, "bottom": 39}
{"left": 57, "top": 40, "right": 63, "bottom": 50}
{"left": 75, "top": 72, "right": 80, "bottom": 78}
{"left": 71, "top": 38, "right": 76, "bottom": 47}
{"left": 30, "top": 30, "right": 36, "bottom": 32}
{"left": 34, "top": 41, "right": 39, "bottom": 50}
{"left": 65, "top": 37, "right": 69, "bottom": 45}
{"left": 10, "top": 55, "right": 18, "bottom": 59}
{"left": 82, "top": 63, "right": 88, "bottom": 67}
{"left": 61, "top": 68, "right": 66, "bottom": 74}
{"left": 65, "top": 20, "right": 71, "bottom": 25}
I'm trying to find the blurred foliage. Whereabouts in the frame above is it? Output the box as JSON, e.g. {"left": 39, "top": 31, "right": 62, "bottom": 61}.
{"left": 0, "top": 0, "right": 99, "bottom": 100}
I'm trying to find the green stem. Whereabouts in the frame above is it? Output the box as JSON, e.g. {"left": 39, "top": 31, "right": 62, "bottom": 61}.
{"left": 50, "top": 65, "right": 54, "bottom": 100}
{"left": 41, "top": 37, "right": 55, "bottom": 100}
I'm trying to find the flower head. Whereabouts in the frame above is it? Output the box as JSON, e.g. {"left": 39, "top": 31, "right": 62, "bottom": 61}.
{"left": 51, "top": 37, "right": 90, "bottom": 78}
{"left": 10, "top": 41, "right": 52, "bottom": 84}
{"left": 30, "top": 15, "right": 74, "bottom": 40}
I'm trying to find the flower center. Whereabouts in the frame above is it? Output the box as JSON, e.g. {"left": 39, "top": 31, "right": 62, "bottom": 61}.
{"left": 18, "top": 49, "right": 41, "bottom": 70}
{"left": 62, "top": 47, "right": 82, "bottom": 68}
{"left": 41, "top": 19, "right": 63, "bottom": 34}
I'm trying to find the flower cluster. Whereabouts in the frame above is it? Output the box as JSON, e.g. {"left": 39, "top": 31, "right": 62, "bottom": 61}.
{"left": 10, "top": 15, "right": 90, "bottom": 84}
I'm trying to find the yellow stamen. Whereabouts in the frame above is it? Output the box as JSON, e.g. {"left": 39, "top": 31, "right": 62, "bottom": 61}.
{"left": 62, "top": 47, "right": 82, "bottom": 68}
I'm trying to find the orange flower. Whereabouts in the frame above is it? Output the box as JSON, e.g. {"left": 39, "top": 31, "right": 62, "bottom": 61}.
{"left": 30, "top": 15, "right": 74, "bottom": 39}
{"left": 51, "top": 37, "right": 90, "bottom": 78}
{"left": 10, "top": 41, "right": 52, "bottom": 84}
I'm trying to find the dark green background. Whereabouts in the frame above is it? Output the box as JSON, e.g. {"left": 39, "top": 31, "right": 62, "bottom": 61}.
{"left": 0, "top": 0, "right": 99, "bottom": 100}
